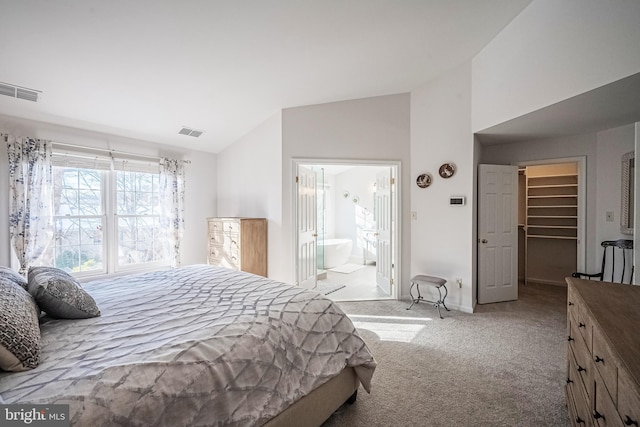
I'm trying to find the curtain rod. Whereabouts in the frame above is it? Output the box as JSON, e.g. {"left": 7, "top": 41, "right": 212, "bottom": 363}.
{"left": 51, "top": 141, "right": 191, "bottom": 164}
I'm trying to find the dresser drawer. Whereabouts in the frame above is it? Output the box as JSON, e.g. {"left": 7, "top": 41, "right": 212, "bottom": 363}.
{"left": 567, "top": 286, "right": 579, "bottom": 325}
{"left": 221, "top": 220, "right": 240, "bottom": 234}
{"left": 209, "top": 245, "right": 239, "bottom": 263}
{"left": 576, "top": 303, "right": 593, "bottom": 353}
{"left": 209, "top": 245, "right": 224, "bottom": 259}
{"left": 618, "top": 370, "right": 640, "bottom": 427}
{"left": 209, "top": 233, "right": 240, "bottom": 250}
{"left": 568, "top": 354, "right": 593, "bottom": 426}
{"left": 592, "top": 326, "right": 618, "bottom": 406}
{"left": 594, "top": 370, "right": 623, "bottom": 427}
{"left": 208, "top": 219, "right": 224, "bottom": 232}
{"left": 209, "top": 231, "right": 225, "bottom": 246}
{"left": 570, "top": 319, "right": 594, "bottom": 395}
{"left": 209, "top": 220, "right": 240, "bottom": 242}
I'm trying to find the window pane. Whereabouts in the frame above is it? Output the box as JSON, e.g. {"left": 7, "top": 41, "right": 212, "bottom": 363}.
{"left": 53, "top": 167, "right": 103, "bottom": 216}
{"left": 78, "top": 189, "right": 101, "bottom": 215}
{"left": 116, "top": 170, "right": 164, "bottom": 268}
{"left": 53, "top": 217, "right": 104, "bottom": 273}
{"left": 52, "top": 165, "right": 105, "bottom": 274}
{"left": 118, "top": 215, "right": 164, "bottom": 266}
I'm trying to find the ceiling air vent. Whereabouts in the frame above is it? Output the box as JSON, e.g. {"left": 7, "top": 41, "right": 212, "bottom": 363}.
{"left": 0, "top": 82, "right": 40, "bottom": 102}
{"left": 178, "top": 127, "right": 204, "bottom": 137}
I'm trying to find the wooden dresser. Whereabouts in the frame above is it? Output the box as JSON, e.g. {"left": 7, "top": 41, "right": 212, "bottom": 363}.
{"left": 566, "top": 277, "right": 640, "bottom": 426}
{"left": 207, "top": 217, "right": 267, "bottom": 277}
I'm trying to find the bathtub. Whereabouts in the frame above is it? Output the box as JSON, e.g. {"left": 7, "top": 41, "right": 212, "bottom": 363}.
{"left": 319, "top": 238, "right": 353, "bottom": 269}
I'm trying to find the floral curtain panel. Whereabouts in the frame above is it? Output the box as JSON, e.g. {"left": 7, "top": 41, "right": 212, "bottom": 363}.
{"left": 6, "top": 135, "right": 54, "bottom": 275}
{"left": 159, "top": 158, "right": 186, "bottom": 268}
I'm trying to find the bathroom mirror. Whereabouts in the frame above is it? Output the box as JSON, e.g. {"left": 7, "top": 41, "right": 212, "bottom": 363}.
{"left": 621, "top": 151, "right": 634, "bottom": 235}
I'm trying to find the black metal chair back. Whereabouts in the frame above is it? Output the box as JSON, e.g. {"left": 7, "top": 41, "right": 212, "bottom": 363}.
{"left": 572, "top": 239, "right": 634, "bottom": 284}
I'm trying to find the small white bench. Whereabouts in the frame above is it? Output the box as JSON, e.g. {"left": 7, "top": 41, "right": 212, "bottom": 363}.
{"left": 406, "top": 275, "right": 450, "bottom": 318}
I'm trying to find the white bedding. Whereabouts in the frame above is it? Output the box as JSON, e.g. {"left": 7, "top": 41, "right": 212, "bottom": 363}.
{"left": 0, "top": 265, "right": 376, "bottom": 426}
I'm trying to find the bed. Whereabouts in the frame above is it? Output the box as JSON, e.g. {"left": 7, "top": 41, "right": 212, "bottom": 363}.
{"left": 0, "top": 264, "right": 376, "bottom": 426}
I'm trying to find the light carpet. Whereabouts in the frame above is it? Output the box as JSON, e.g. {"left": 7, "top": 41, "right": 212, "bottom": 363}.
{"left": 322, "top": 282, "right": 568, "bottom": 427}
{"left": 330, "top": 263, "right": 366, "bottom": 274}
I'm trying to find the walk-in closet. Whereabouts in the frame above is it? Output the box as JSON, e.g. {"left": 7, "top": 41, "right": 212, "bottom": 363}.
{"left": 518, "top": 162, "right": 579, "bottom": 285}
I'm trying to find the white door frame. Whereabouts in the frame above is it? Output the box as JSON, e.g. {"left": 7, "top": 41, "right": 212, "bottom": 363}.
{"left": 515, "top": 156, "right": 586, "bottom": 273}
{"left": 292, "top": 158, "right": 401, "bottom": 300}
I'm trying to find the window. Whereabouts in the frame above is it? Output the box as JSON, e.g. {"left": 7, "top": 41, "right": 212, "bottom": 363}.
{"left": 116, "top": 170, "right": 164, "bottom": 267}
{"left": 53, "top": 166, "right": 105, "bottom": 273}
{"left": 48, "top": 151, "right": 168, "bottom": 276}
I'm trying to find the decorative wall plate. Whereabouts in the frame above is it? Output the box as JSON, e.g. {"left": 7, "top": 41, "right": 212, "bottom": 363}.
{"left": 439, "top": 163, "right": 456, "bottom": 178}
{"left": 416, "top": 173, "right": 432, "bottom": 188}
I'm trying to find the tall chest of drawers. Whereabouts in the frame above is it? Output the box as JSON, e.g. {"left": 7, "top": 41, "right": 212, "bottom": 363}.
{"left": 207, "top": 217, "right": 267, "bottom": 277}
{"left": 566, "top": 277, "right": 640, "bottom": 427}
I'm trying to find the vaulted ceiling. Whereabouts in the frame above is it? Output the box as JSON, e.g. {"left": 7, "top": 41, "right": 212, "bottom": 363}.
{"left": 1, "top": 1, "right": 532, "bottom": 153}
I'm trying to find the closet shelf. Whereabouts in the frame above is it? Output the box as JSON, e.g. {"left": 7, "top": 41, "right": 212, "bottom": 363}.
{"left": 527, "top": 225, "right": 577, "bottom": 229}
{"left": 523, "top": 167, "right": 579, "bottom": 286}
{"left": 528, "top": 184, "right": 578, "bottom": 189}
{"left": 527, "top": 195, "right": 577, "bottom": 199}
{"left": 528, "top": 205, "right": 577, "bottom": 209}
{"left": 528, "top": 215, "right": 577, "bottom": 219}
{"left": 528, "top": 173, "right": 577, "bottom": 179}
{"left": 527, "top": 235, "right": 578, "bottom": 240}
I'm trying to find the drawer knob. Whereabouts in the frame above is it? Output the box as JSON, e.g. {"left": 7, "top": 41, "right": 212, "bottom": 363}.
{"left": 576, "top": 416, "right": 585, "bottom": 424}
{"left": 567, "top": 335, "right": 574, "bottom": 342}
{"left": 577, "top": 365, "right": 586, "bottom": 373}
{"left": 578, "top": 322, "right": 585, "bottom": 328}
{"left": 568, "top": 301, "right": 574, "bottom": 306}
{"left": 566, "top": 377, "right": 573, "bottom": 384}
{"left": 594, "top": 355, "right": 604, "bottom": 363}
{"left": 624, "top": 415, "right": 639, "bottom": 426}
{"left": 593, "top": 410, "right": 604, "bottom": 420}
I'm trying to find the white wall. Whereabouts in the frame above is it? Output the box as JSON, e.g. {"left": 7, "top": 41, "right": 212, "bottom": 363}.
{"left": 482, "top": 131, "right": 610, "bottom": 275}
{"left": 482, "top": 124, "right": 634, "bottom": 280}
{"left": 472, "top": 0, "right": 640, "bottom": 132}
{"left": 322, "top": 172, "right": 337, "bottom": 240}
{"left": 215, "top": 112, "right": 286, "bottom": 281}
{"left": 282, "top": 94, "right": 411, "bottom": 290}
{"left": 0, "top": 115, "right": 217, "bottom": 268}
{"left": 333, "top": 166, "right": 384, "bottom": 261}
{"left": 595, "top": 124, "right": 635, "bottom": 267}
{"left": 410, "top": 62, "right": 475, "bottom": 313}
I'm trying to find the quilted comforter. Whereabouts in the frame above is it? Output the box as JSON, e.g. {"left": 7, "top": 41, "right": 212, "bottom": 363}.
{"left": 0, "top": 265, "right": 376, "bottom": 426}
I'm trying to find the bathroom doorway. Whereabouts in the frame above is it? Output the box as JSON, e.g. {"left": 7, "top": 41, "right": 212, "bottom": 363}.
{"left": 294, "top": 160, "right": 399, "bottom": 301}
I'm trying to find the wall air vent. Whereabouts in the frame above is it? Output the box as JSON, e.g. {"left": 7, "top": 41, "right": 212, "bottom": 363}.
{"left": 178, "top": 127, "right": 204, "bottom": 137}
{"left": 0, "top": 82, "right": 40, "bottom": 102}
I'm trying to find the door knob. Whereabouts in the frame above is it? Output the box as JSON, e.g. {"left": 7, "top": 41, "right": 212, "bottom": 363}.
{"left": 481, "top": 239, "right": 488, "bottom": 244}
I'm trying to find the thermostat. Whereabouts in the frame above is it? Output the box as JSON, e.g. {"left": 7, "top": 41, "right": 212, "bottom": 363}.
{"left": 450, "top": 196, "right": 465, "bottom": 206}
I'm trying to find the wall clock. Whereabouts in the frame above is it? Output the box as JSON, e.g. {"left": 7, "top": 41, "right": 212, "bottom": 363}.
{"left": 439, "top": 163, "right": 456, "bottom": 178}
{"left": 416, "top": 173, "right": 432, "bottom": 188}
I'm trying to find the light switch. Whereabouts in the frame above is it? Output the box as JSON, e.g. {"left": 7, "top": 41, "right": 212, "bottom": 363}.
{"left": 411, "top": 211, "right": 417, "bottom": 220}
{"left": 606, "top": 211, "right": 614, "bottom": 222}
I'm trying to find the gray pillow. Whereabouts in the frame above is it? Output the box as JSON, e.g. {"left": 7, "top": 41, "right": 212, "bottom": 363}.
{"left": 28, "top": 267, "right": 100, "bottom": 319}
{"left": 0, "top": 266, "right": 27, "bottom": 290}
{"left": 0, "top": 278, "right": 41, "bottom": 371}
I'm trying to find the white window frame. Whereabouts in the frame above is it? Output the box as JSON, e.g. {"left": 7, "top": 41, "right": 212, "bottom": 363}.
{"left": 110, "top": 167, "right": 167, "bottom": 275}
{"left": 50, "top": 149, "right": 169, "bottom": 280}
